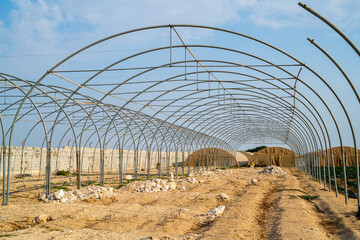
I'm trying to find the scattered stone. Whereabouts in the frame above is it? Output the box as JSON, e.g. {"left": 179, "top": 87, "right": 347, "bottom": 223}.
{"left": 124, "top": 175, "right": 133, "bottom": 180}
{"left": 39, "top": 193, "right": 46, "bottom": 201}
{"left": 53, "top": 189, "right": 65, "bottom": 200}
{"left": 168, "top": 182, "right": 177, "bottom": 190}
{"left": 39, "top": 186, "right": 115, "bottom": 204}
{"left": 135, "top": 178, "right": 178, "bottom": 193}
{"left": 217, "top": 193, "right": 230, "bottom": 201}
{"left": 198, "top": 180, "right": 204, "bottom": 184}
{"left": 180, "top": 186, "right": 186, "bottom": 191}
{"left": 208, "top": 205, "right": 225, "bottom": 216}
{"left": 251, "top": 178, "right": 258, "bottom": 183}
{"left": 258, "top": 165, "right": 286, "bottom": 175}
{"left": 179, "top": 208, "right": 188, "bottom": 212}
{"left": 187, "top": 177, "right": 196, "bottom": 184}
{"left": 33, "top": 214, "right": 52, "bottom": 224}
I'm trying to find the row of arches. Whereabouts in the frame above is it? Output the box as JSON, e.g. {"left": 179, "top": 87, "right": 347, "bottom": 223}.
{"left": 0, "top": 22, "right": 359, "bottom": 214}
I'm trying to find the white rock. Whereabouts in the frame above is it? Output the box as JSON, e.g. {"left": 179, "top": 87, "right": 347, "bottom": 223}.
{"left": 251, "top": 178, "right": 258, "bottom": 183}
{"left": 124, "top": 175, "right": 133, "bottom": 180}
{"left": 217, "top": 193, "right": 230, "bottom": 201}
{"left": 258, "top": 165, "right": 286, "bottom": 175}
{"left": 34, "top": 214, "right": 51, "bottom": 223}
{"left": 170, "top": 172, "right": 174, "bottom": 179}
{"left": 60, "top": 197, "right": 68, "bottom": 203}
{"left": 88, "top": 192, "right": 99, "bottom": 199}
{"left": 54, "top": 189, "right": 65, "bottom": 200}
{"left": 168, "top": 182, "right": 177, "bottom": 190}
{"left": 180, "top": 186, "right": 186, "bottom": 191}
{"left": 208, "top": 205, "right": 225, "bottom": 216}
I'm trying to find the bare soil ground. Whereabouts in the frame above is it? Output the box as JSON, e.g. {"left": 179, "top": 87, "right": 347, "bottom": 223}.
{"left": 1, "top": 167, "right": 359, "bottom": 239}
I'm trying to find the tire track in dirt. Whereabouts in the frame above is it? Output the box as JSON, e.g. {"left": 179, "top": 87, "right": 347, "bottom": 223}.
{"left": 256, "top": 179, "right": 284, "bottom": 240}
{"left": 198, "top": 175, "right": 284, "bottom": 239}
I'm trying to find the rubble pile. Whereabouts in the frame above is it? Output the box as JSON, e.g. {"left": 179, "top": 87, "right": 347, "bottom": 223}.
{"left": 135, "top": 178, "right": 178, "bottom": 193}
{"left": 258, "top": 165, "right": 287, "bottom": 175}
{"left": 39, "top": 186, "right": 115, "bottom": 203}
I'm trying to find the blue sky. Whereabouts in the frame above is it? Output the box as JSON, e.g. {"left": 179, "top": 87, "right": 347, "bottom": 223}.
{"left": 0, "top": 0, "right": 360, "bottom": 149}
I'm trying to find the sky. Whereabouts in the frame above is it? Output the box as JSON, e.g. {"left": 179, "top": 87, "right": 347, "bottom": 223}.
{"left": 1, "top": 0, "right": 359, "bottom": 79}
{"left": 0, "top": 0, "right": 360, "bottom": 150}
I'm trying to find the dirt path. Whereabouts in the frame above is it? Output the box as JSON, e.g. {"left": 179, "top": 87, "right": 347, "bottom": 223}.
{"left": 0, "top": 167, "right": 359, "bottom": 239}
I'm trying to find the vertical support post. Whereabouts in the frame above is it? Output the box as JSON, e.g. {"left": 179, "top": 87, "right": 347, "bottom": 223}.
{"left": 45, "top": 147, "right": 51, "bottom": 197}
{"left": 169, "top": 25, "right": 172, "bottom": 67}
{"left": 193, "top": 151, "right": 196, "bottom": 175}
{"left": 330, "top": 150, "right": 338, "bottom": 197}
{"left": 134, "top": 149, "right": 138, "bottom": 181}
{"left": 175, "top": 151, "right": 178, "bottom": 177}
{"left": 182, "top": 150, "right": 185, "bottom": 175}
{"left": 184, "top": 47, "right": 187, "bottom": 80}
{"left": 2, "top": 146, "right": 6, "bottom": 205}
{"left": 76, "top": 150, "right": 80, "bottom": 190}
{"left": 158, "top": 151, "right": 161, "bottom": 178}
{"left": 341, "top": 149, "right": 348, "bottom": 204}
{"left": 187, "top": 151, "right": 191, "bottom": 175}
{"left": 147, "top": 150, "right": 151, "bottom": 180}
{"left": 119, "top": 148, "right": 123, "bottom": 185}
{"left": 100, "top": 149, "right": 104, "bottom": 186}
{"left": 166, "top": 151, "right": 170, "bottom": 178}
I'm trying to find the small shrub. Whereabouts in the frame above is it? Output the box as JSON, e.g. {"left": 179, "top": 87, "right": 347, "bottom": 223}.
{"left": 55, "top": 170, "right": 69, "bottom": 176}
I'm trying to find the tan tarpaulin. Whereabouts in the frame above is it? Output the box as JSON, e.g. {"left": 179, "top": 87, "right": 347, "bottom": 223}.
{"left": 242, "top": 147, "right": 295, "bottom": 167}
{"left": 315, "top": 146, "right": 360, "bottom": 167}
{"left": 184, "top": 148, "right": 238, "bottom": 167}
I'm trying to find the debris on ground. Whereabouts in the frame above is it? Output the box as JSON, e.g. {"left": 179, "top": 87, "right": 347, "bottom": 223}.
{"left": 258, "top": 165, "right": 286, "bottom": 175}
{"left": 135, "top": 178, "right": 177, "bottom": 192}
{"left": 208, "top": 205, "right": 225, "bottom": 216}
{"left": 217, "top": 193, "right": 230, "bottom": 201}
{"left": 39, "top": 186, "right": 115, "bottom": 203}
{"left": 33, "top": 214, "right": 52, "bottom": 224}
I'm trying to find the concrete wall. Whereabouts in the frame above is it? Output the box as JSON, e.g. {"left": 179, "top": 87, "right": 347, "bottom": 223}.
{"left": 1, "top": 146, "right": 190, "bottom": 176}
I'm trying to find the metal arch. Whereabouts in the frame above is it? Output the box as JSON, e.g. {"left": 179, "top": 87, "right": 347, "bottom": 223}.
{"left": 50, "top": 41, "right": 345, "bottom": 159}
{"left": 1, "top": 23, "right": 358, "bottom": 214}
{"left": 134, "top": 70, "right": 318, "bottom": 161}
{"left": 0, "top": 73, "right": 51, "bottom": 204}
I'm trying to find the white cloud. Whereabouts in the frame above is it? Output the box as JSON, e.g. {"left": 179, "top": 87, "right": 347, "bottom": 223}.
{"left": 0, "top": 0, "right": 359, "bottom": 79}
